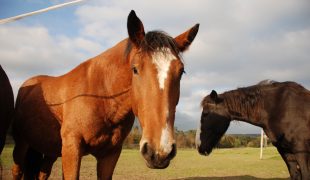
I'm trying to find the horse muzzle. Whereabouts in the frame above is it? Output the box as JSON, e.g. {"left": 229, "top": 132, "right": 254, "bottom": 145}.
{"left": 197, "top": 146, "right": 209, "bottom": 156}
{"left": 196, "top": 142, "right": 210, "bottom": 156}
{"left": 140, "top": 142, "right": 176, "bottom": 169}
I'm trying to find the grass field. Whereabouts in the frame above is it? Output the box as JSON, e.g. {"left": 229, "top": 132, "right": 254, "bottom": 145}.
{"left": 1, "top": 145, "right": 289, "bottom": 179}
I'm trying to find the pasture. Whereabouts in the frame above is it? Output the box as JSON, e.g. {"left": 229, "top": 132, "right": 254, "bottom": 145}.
{"left": 1, "top": 145, "right": 289, "bottom": 179}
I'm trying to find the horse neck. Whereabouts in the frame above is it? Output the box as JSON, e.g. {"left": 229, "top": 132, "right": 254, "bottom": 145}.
{"left": 222, "top": 88, "right": 266, "bottom": 127}
{"left": 89, "top": 39, "right": 132, "bottom": 92}
{"left": 69, "top": 39, "right": 133, "bottom": 121}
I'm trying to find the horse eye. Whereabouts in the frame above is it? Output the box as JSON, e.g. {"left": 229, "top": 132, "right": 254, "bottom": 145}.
{"left": 132, "top": 67, "right": 138, "bottom": 74}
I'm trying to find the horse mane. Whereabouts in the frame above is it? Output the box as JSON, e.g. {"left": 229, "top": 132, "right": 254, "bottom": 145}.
{"left": 257, "top": 79, "right": 277, "bottom": 85}
{"left": 201, "top": 80, "right": 308, "bottom": 119}
{"left": 218, "top": 80, "right": 307, "bottom": 119}
{"left": 125, "top": 31, "right": 181, "bottom": 59}
{"left": 223, "top": 86, "right": 262, "bottom": 118}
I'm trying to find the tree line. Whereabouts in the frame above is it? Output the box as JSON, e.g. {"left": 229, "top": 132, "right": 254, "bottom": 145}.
{"left": 5, "top": 126, "right": 268, "bottom": 148}
{"left": 123, "top": 126, "right": 269, "bottom": 149}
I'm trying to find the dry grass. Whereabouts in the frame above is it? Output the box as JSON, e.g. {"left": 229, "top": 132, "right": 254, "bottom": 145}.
{"left": 1, "top": 145, "right": 289, "bottom": 179}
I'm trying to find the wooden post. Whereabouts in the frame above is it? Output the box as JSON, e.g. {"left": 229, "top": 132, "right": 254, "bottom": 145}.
{"left": 260, "top": 129, "right": 264, "bottom": 159}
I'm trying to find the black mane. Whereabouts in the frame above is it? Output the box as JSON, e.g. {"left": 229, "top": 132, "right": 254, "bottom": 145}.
{"left": 222, "top": 84, "right": 263, "bottom": 119}
{"left": 125, "top": 31, "right": 181, "bottom": 59}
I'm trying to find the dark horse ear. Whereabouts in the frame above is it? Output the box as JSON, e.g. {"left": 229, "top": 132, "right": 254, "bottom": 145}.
{"left": 174, "top": 24, "right": 199, "bottom": 52}
{"left": 210, "top": 90, "right": 218, "bottom": 101}
{"left": 127, "top": 10, "right": 145, "bottom": 47}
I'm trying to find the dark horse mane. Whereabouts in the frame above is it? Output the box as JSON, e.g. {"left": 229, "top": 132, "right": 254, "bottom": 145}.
{"left": 202, "top": 80, "right": 306, "bottom": 121}
{"left": 221, "top": 82, "right": 265, "bottom": 119}
{"left": 201, "top": 81, "right": 268, "bottom": 117}
{"left": 125, "top": 31, "right": 182, "bottom": 59}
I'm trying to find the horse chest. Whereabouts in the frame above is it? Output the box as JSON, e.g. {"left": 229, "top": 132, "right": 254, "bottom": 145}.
{"left": 86, "top": 126, "right": 125, "bottom": 151}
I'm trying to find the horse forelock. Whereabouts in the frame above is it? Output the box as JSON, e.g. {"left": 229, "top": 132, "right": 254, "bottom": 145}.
{"left": 125, "top": 31, "right": 181, "bottom": 60}
{"left": 142, "top": 31, "right": 180, "bottom": 57}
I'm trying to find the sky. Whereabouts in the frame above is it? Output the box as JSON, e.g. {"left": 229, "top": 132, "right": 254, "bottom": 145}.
{"left": 0, "top": 0, "right": 309, "bottom": 134}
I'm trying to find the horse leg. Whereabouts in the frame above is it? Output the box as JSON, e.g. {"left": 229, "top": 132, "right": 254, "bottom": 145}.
{"left": 12, "top": 141, "right": 29, "bottom": 180}
{"left": 283, "top": 154, "right": 301, "bottom": 180}
{"left": 24, "top": 148, "right": 43, "bottom": 180}
{"left": 61, "top": 134, "right": 82, "bottom": 179}
{"left": 96, "top": 147, "right": 122, "bottom": 180}
{"left": 276, "top": 147, "right": 301, "bottom": 180}
{"left": 38, "top": 156, "right": 57, "bottom": 180}
{"left": 294, "top": 152, "right": 310, "bottom": 180}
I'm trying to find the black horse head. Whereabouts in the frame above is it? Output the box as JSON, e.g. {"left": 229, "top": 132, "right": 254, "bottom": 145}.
{"left": 196, "top": 90, "right": 231, "bottom": 155}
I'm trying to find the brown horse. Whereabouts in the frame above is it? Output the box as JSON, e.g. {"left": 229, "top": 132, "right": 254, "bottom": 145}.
{"left": 196, "top": 81, "right": 310, "bottom": 180}
{"left": 0, "top": 65, "right": 14, "bottom": 154}
{"left": 12, "top": 10, "right": 199, "bottom": 179}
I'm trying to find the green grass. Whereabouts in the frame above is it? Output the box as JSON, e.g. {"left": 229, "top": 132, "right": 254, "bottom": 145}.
{"left": 1, "top": 145, "right": 289, "bottom": 179}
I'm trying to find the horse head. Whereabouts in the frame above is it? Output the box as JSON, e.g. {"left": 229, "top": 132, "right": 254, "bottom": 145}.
{"left": 127, "top": 10, "right": 199, "bottom": 169}
{"left": 196, "top": 90, "right": 231, "bottom": 156}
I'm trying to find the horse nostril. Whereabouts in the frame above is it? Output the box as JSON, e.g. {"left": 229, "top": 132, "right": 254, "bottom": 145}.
{"left": 150, "top": 153, "right": 155, "bottom": 161}
{"left": 141, "top": 142, "right": 148, "bottom": 155}
{"left": 167, "top": 143, "right": 177, "bottom": 160}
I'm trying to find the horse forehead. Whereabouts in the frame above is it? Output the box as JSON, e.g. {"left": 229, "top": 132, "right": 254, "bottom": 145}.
{"left": 151, "top": 48, "right": 178, "bottom": 89}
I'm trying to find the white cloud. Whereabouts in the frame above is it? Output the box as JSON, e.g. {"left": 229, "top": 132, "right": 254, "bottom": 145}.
{"left": 0, "top": 24, "right": 102, "bottom": 95}
{"left": 75, "top": 5, "right": 128, "bottom": 46}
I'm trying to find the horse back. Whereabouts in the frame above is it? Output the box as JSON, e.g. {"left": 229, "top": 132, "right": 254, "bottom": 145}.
{"left": 268, "top": 82, "right": 310, "bottom": 143}
{"left": 282, "top": 82, "right": 310, "bottom": 109}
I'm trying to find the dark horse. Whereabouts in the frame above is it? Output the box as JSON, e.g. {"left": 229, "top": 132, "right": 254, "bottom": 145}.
{"left": 12, "top": 11, "right": 199, "bottom": 179}
{"left": 196, "top": 80, "right": 310, "bottom": 180}
{"left": 0, "top": 65, "right": 14, "bottom": 155}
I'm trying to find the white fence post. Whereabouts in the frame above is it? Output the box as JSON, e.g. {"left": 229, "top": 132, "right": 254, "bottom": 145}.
{"left": 260, "top": 129, "right": 264, "bottom": 159}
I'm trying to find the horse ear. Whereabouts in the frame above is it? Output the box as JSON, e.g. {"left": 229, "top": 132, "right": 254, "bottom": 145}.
{"left": 127, "top": 10, "right": 145, "bottom": 47}
{"left": 210, "top": 90, "right": 223, "bottom": 104}
{"left": 174, "top": 24, "right": 199, "bottom": 52}
{"left": 210, "top": 90, "right": 218, "bottom": 101}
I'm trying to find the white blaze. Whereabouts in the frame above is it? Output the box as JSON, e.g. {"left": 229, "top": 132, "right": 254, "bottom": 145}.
{"left": 150, "top": 48, "right": 177, "bottom": 153}
{"left": 160, "top": 124, "right": 174, "bottom": 153}
{"left": 152, "top": 48, "right": 176, "bottom": 89}
{"left": 195, "top": 122, "right": 202, "bottom": 149}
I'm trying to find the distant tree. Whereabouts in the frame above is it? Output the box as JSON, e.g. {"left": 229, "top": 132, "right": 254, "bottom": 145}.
{"left": 185, "top": 130, "right": 196, "bottom": 148}
{"left": 132, "top": 126, "right": 141, "bottom": 144}
{"left": 247, "top": 137, "right": 261, "bottom": 147}
{"left": 176, "top": 130, "right": 187, "bottom": 148}
{"left": 238, "top": 135, "right": 254, "bottom": 147}
{"left": 123, "top": 128, "right": 265, "bottom": 149}
{"left": 233, "top": 138, "right": 241, "bottom": 147}
{"left": 123, "top": 126, "right": 141, "bottom": 149}
{"left": 218, "top": 135, "right": 235, "bottom": 148}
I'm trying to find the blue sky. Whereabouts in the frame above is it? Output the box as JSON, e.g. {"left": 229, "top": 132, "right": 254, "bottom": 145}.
{"left": 1, "top": 0, "right": 310, "bottom": 133}
{"left": 0, "top": 0, "right": 81, "bottom": 37}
